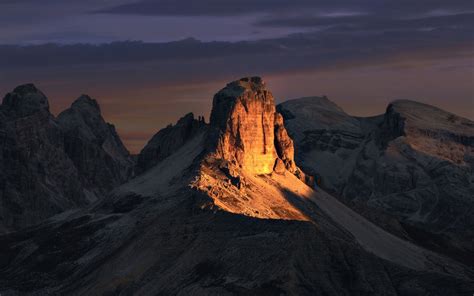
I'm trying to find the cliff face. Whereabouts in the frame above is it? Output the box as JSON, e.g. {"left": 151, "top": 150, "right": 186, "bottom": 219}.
{"left": 209, "top": 77, "right": 305, "bottom": 180}
{"left": 137, "top": 112, "right": 207, "bottom": 174}
{"left": 210, "top": 77, "right": 278, "bottom": 175}
{"left": 279, "top": 97, "right": 474, "bottom": 265}
{"left": 0, "top": 85, "right": 88, "bottom": 231}
{"left": 0, "top": 85, "right": 136, "bottom": 232}
{"left": 57, "top": 95, "right": 135, "bottom": 195}
{"left": 0, "top": 79, "right": 472, "bottom": 296}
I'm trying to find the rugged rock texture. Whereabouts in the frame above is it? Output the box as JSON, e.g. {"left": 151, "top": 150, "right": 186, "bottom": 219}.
{"left": 58, "top": 95, "right": 134, "bottom": 195}
{"left": 276, "top": 96, "right": 365, "bottom": 189}
{"left": 210, "top": 77, "right": 278, "bottom": 175}
{"left": 209, "top": 77, "right": 307, "bottom": 183}
{"left": 137, "top": 112, "right": 206, "bottom": 174}
{"left": 0, "top": 85, "right": 88, "bottom": 232}
{"left": 279, "top": 97, "right": 474, "bottom": 265}
{"left": 0, "top": 86, "right": 136, "bottom": 233}
{"left": 0, "top": 81, "right": 472, "bottom": 295}
{"left": 0, "top": 80, "right": 474, "bottom": 295}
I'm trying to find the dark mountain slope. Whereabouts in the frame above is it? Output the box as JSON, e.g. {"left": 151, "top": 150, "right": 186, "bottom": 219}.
{"left": 0, "top": 78, "right": 472, "bottom": 295}
{"left": 278, "top": 97, "right": 474, "bottom": 264}
{"left": 58, "top": 95, "right": 134, "bottom": 195}
{"left": 0, "top": 85, "right": 135, "bottom": 233}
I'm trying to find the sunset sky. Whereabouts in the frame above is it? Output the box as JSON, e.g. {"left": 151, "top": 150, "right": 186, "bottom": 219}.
{"left": 1, "top": 0, "right": 473, "bottom": 153}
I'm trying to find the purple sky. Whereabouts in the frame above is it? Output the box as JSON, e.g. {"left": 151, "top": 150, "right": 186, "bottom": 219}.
{"left": 1, "top": 0, "right": 473, "bottom": 152}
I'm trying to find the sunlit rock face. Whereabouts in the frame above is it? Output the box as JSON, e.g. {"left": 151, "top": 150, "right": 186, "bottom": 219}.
{"left": 210, "top": 77, "right": 278, "bottom": 174}
{"left": 208, "top": 76, "right": 311, "bottom": 183}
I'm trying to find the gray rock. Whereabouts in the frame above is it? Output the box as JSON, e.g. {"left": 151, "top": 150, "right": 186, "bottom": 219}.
{"left": 0, "top": 85, "right": 88, "bottom": 232}
{"left": 2, "top": 84, "right": 49, "bottom": 118}
{"left": 136, "top": 112, "right": 207, "bottom": 174}
{"left": 279, "top": 97, "right": 474, "bottom": 264}
{"left": 58, "top": 95, "right": 135, "bottom": 195}
{"left": 0, "top": 86, "right": 135, "bottom": 233}
{"left": 0, "top": 80, "right": 472, "bottom": 295}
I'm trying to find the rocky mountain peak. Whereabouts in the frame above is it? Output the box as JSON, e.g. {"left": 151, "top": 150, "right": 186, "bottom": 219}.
{"left": 137, "top": 112, "right": 207, "bottom": 174}
{"left": 71, "top": 94, "right": 101, "bottom": 113}
{"left": 57, "top": 94, "right": 134, "bottom": 194}
{"left": 209, "top": 77, "right": 277, "bottom": 174}
{"left": 1, "top": 83, "right": 50, "bottom": 117}
{"left": 176, "top": 112, "right": 196, "bottom": 125}
{"left": 208, "top": 77, "right": 311, "bottom": 183}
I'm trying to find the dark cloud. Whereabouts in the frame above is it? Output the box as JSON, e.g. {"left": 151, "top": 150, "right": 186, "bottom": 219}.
{"left": 1, "top": 23, "right": 472, "bottom": 72}
{"left": 256, "top": 12, "right": 474, "bottom": 31}
{"left": 101, "top": 0, "right": 474, "bottom": 17}
{"left": 1, "top": 0, "right": 473, "bottom": 152}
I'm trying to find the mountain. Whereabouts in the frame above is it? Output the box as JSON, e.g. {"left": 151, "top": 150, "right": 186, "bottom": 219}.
{"left": 0, "top": 85, "right": 89, "bottom": 232}
{"left": 0, "top": 85, "right": 134, "bottom": 233}
{"left": 278, "top": 97, "right": 474, "bottom": 264}
{"left": 58, "top": 95, "right": 134, "bottom": 195}
{"left": 136, "top": 112, "right": 206, "bottom": 174}
{"left": 0, "top": 78, "right": 472, "bottom": 295}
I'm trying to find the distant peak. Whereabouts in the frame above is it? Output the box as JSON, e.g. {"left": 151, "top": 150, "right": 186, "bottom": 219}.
{"left": 13, "top": 83, "right": 40, "bottom": 95}
{"left": 71, "top": 94, "right": 101, "bottom": 113}
{"left": 2, "top": 83, "right": 49, "bottom": 117}
{"left": 279, "top": 95, "right": 347, "bottom": 115}
{"left": 176, "top": 112, "right": 195, "bottom": 125}
{"left": 387, "top": 99, "right": 448, "bottom": 116}
{"left": 389, "top": 99, "right": 424, "bottom": 106}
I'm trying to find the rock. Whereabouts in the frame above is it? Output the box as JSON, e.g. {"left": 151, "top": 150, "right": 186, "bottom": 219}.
{"left": 273, "top": 158, "right": 286, "bottom": 174}
{"left": 1, "top": 84, "right": 49, "bottom": 117}
{"left": 210, "top": 77, "right": 278, "bottom": 174}
{"left": 209, "top": 77, "right": 306, "bottom": 180}
{"left": 279, "top": 96, "right": 474, "bottom": 265}
{"left": 0, "top": 79, "right": 472, "bottom": 296}
{"left": 274, "top": 112, "right": 297, "bottom": 172}
{"left": 57, "top": 95, "right": 135, "bottom": 196}
{"left": 136, "top": 112, "right": 207, "bottom": 174}
{"left": 0, "top": 85, "right": 89, "bottom": 231}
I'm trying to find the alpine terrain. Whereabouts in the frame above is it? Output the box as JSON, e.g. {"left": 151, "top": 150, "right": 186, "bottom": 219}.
{"left": 0, "top": 77, "right": 472, "bottom": 295}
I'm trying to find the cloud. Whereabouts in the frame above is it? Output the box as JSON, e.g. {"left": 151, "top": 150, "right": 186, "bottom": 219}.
{"left": 101, "top": 0, "right": 474, "bottom": 17}
{"left": 1, "top": 21, "right": 472, "bottom": 72}
{"left": 2, "top": 0, "right": 472, "bottom": 45}
{"left": 1, "top": 0, "right": 473, "bottom": 152}
{"left": 256, "top": 12, "right": 474, "bottom": 31}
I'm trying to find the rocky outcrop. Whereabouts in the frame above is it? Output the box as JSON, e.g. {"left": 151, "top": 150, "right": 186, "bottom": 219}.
{"left": 0, "top": 80, "right": 472, "bottom": 295}
{"left": 136, "top": 112, "right": 207, "bottom": 174}
{"left": 1, "top": 84, "right": 50, "bottom": 118}
{"left": 0, "top": 85, "right": 88, "bottom": 231}
{"left": 0, "top": 85, "right": 136, "bottom": 232}
{"left": 57, "top": 95, "right": 135, "bottom": 195}
{"left": 279, "top": 97, "right": 474, "bottom": 265}
{"left": 210, "top": 77, "right": 278, "bottom": 175}
{"left": 209, "top": 77, "right": 309, "bottom": 183}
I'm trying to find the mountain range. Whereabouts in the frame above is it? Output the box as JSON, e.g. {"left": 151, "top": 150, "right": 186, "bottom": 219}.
{"left": 0, "top": 77, "right": 472, "bottom": 295}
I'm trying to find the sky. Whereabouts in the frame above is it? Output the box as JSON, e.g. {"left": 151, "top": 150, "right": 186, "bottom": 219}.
{"left": 0, "top": 0, "right": 473, "bottom": 153}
